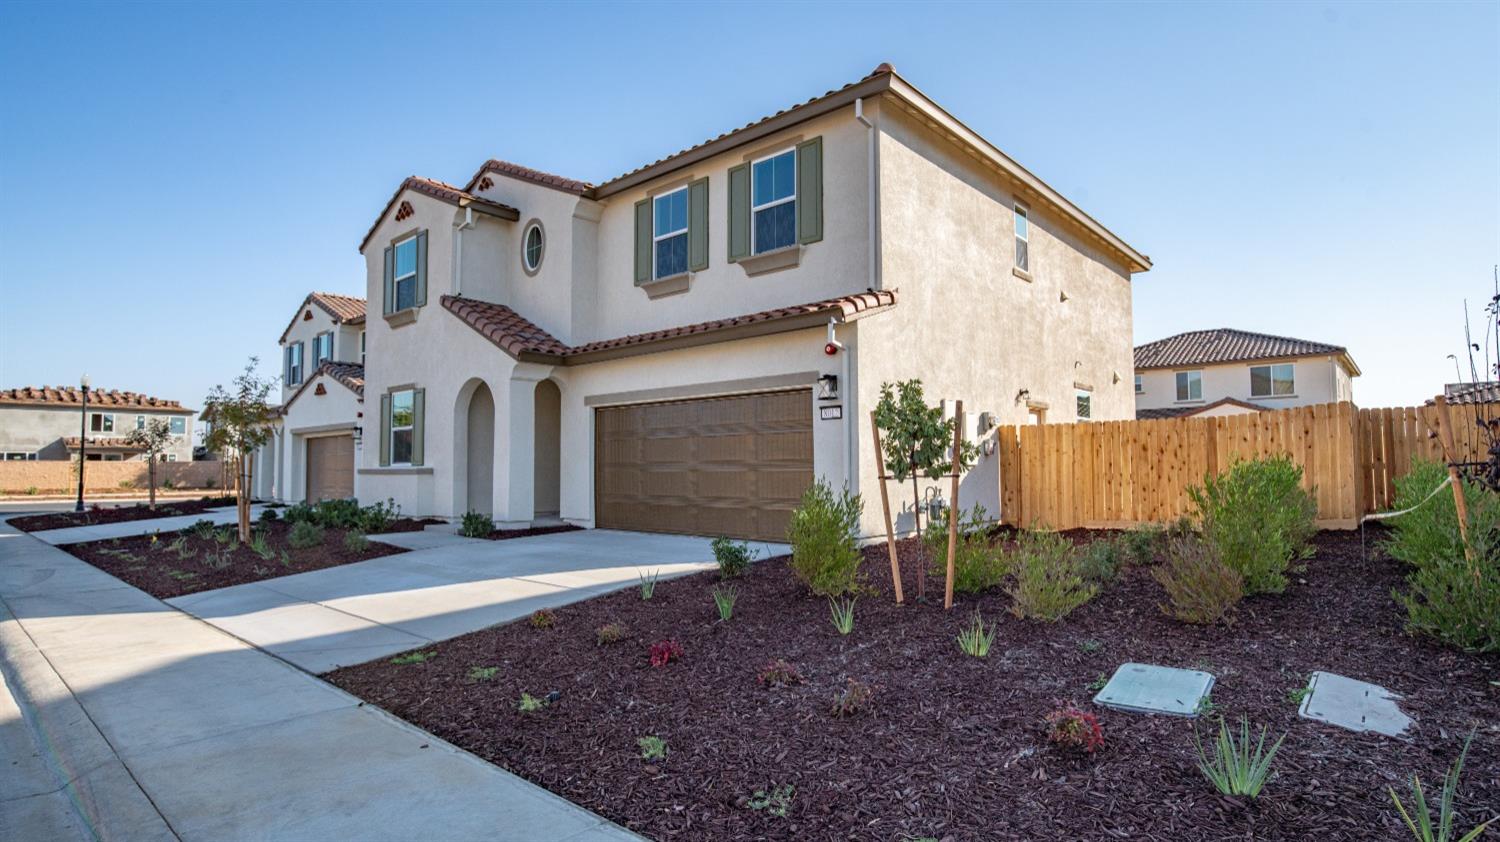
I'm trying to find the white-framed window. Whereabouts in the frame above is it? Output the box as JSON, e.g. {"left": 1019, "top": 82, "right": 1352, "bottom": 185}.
{"left": 3, "top": 452, "right": 37, "bottom": 461}
{"left": 1134, "top": 374, "right": 1144, "bottom": 394}
{"left": 1175, "top": 370, "right": 1203, "bottom": 402}
{"left": 393, "top": 235, "right": 419, "bottom": 311}
{"left": 652, "top": 187, "right": 689, "bottom": 279}
{"left": 523, "top": 222, "right": 544, "bottom": 273}
{"left": 1250, "top": 363, "right": 1295, "bottom": 397}
{"left": 135, "top": 415, "right": 145, "bottom": 430}
{"left": 170, "top": 416, "right": 186, "bottom": 435}
{"left": 285, "top": 343, "right": 304, "bottom": 386}
{"left": 389, "top": 389, "right": 415, "bottom": 465}
{"left": 1014, "top": 203, "right": 1030, "bottom": 272}
{"left": 90, "top": 412, "right": 114, "bottom": 432}
{"left": 360, "top": 331, "right": 366, "bottom": 366}
{"left": 166, "top": 453, "right": 178, "bottom": 462}
{"left": 313, "top": 331, "right": 333, "bottom": 368}
{"left": 751, "top": 148, "right": 797, "bottom": 254}
{"left": 1076, "top": 388, "right": 1092, "bottom": 420}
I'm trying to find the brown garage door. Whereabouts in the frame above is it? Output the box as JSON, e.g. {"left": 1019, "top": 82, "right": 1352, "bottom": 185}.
{"left": 306, "top": 434, "right": 354, "bottom": 502}
{"left": 595, "top": 390, "right": 813, "bottom": 542}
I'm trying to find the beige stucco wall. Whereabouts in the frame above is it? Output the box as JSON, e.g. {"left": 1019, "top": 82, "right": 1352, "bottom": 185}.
{"left": 1135, "top": 355, "right": 1355, "bottom": 413}
{"left": 0, "top": 405, "right": 194, "bottom": 461}
{"left": 857, "top": 102, "right": 1138, "bottom": 535}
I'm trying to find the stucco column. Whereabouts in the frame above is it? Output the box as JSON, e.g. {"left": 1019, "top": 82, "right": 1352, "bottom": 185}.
{"left": 494, "top": 365, "right": 551, "bottom": 529}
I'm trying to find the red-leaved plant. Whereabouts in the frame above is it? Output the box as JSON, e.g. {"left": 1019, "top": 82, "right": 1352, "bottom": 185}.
{"left": 1045, "top": 704, "right": 1104, "bottom": 754}
{"left": 649, "top": 639, "right": 683, "bottom": 668}
{"left": 756, "top": 659, "right": 805, "bottom": 688}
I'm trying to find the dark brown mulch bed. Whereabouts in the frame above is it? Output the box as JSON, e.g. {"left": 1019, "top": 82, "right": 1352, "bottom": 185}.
{"left": 481, "top": 524, "right": 582, "bottom": 541}
{"left": 10, "top": 496, "right": 237, "bottom": 532}
{"left": 63, "top": 520, "right": 404, "bottom": 599}
{"left": 375, "top": 517, "right": 446, "bottom": 534}
{"left": 327, "top": 529, "right": 1499, "bottom": 841}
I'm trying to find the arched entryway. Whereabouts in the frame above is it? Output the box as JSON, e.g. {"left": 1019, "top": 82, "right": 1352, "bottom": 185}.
{"left": 465, "top": 382, "right": 495, "bottom": 516}
{"left": 533, "top": 379, "right": 561, "bottom": 518}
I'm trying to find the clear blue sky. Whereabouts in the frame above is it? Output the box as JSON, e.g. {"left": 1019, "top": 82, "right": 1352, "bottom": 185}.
{"left": 1, "top": 1, "right": 1496, "bottom": 411}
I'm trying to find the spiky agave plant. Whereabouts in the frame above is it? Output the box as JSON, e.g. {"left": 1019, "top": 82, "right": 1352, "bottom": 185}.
{"left": 1193, "top": 717, "right": 1286, "bottom": 798}
{"left": 1389, "top": 732, "right": 1496, "bottom": 842}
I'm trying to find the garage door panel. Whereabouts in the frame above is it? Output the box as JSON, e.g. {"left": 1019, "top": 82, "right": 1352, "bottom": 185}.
{"left": 595, "top": 390, "right": 813, "bottom": 542}
{"left": 306, "top": 434, "right": 354, "bottom": 502}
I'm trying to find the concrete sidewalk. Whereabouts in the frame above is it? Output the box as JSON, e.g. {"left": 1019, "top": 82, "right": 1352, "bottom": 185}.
{"left": 172, "top": 529, "right": 786, "bottom": 673}
{"left": 0, "top": 524, "right": 640, "bottom": 841}
{"left": 24, "top": 505, "right": 265, "bottom": 546}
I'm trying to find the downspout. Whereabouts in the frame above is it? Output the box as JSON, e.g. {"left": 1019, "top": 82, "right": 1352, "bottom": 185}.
{"left": 453, "top": 207, "right": 475, "bottom": 296}
{"left": 848, "top": 97, "right": 879, "bottom": 504}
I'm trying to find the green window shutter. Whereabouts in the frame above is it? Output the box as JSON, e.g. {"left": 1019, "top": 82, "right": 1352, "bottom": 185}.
{"left": 687, "top": 177, "right": 709, "bottom": 272}
{"left": 382, "top": 246, "right": 394, "bottom": 315}
{"left": 378, "top": 393, "right": 391, "bottom": 467}
{"left": 797, "top": 137, "right": 823, "bottom": 245}
{"left": 411, "top": 387, "right": 426, "bottom": 466}
{"left": 414, "top": 230, "right": 428, "bottom": 307}
{"left": 727, "top": 163, "right": 750, "bottom": 262}
{"left": 282, "top": 346, "right": 290, "bottom": 385}
{"left": 633, "top": 198, "right": 651, "bottom": 284}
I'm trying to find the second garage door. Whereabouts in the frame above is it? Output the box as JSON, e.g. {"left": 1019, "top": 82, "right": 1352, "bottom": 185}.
{"left": 306, "top": 434, "right": 354, "bottom": 502}
{"left": 595, "top": 390, "right": 813, "bottom": 542}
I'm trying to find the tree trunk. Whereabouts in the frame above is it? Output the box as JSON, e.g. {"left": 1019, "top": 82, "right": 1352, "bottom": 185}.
{"left": 148, "top": 460, "right": 157, "bottom": 510}
{"left": 238, "top": 453, "right": 252, "bottom": 542}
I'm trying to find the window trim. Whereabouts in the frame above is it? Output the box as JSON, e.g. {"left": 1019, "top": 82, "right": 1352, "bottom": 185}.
{"left": 1014, "top": 202, "right": 1030, "bottom": 272}
{"left": 652, "top": 186, "right": 690, "bottom": 280}
{"left": 169, "top": 416, "right": 186, "bottom": 436}
{"left": 392, "top": 234, "right": 419, "bottom": 312}
{"left": 359, "top": 330, "right": 366, "bottom": 366}
{"left": 312, "top": 331, "right": 333, "bottom": 368}
{"left": 521, "top": 220, "right": 545, "bottom": 276}
{"left": 1175, "top": 369, "right": 1204, "bottom": 403}
{"left": 750, "top": 147, "right": 798, "bottom": 255}
{"left": 1075, "top": 388, "right": 1092, "bottom": 420}
{"left": 1134, "top": 374, "right": 1144, "bottom": 395}
{"left": 90, "top": 412, "right": 114, "bottom": 433}
{"left": 388, "top": 388, "right": 415, "bottom": 467}
{"left": 1249, "top": 362, "right": 1296, "bottom": 398}
{"left": 285, "top": 342, "right": 304, "bottom": 386}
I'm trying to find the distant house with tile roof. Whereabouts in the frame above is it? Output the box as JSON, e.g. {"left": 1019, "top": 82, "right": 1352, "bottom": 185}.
{"left": 1133, "top": 328, "right": 1360, "bottom": 420}
{"left": 0, "top": 387, "right": 195, "bottom": 462}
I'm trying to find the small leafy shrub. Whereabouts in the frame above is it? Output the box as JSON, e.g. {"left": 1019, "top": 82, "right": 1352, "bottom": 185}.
{"left": 756, "top": 659, "right": 805, "bottom": 688}
{"left": 1388, "top": 731, "right": 1495, "bottom": 842}
{"left": 1077, "top": 638, "right": 1103, "bottom": 654}
{"left": 956, "top": 610, "right": 996, "bottom": 658}
{"left": 529, "top": 609, "right": 557, "bottom": 629}
{"left": 468, "top": 666, "right": 499, "bottom": 681}
{"left": 259, "top": 507, "right": 279, "bottom": 522}
{"left": 249, "top": 530, "right": 275, "bottom": 560}
{"left": 517, "top": 692, "right": 547, "bottom": 713}
{"left": 595, "top": 622, "right": 627, "bottom": 645}
{"left": 828, "top": 596, "right": 856, "bottom": 635}
{"left": 281, "top": 502, "right": 315, "bottom": 524}
{"left": 747, "top": 784, "right": 794, "bottom": 818}
{"left": 1076, "top": 536, "right": 1126, "bottom": 585}
{"left": 355, "top": 498, "right": 399, "bottom": 533}
{"left": 1123, "top": 523, "right": 1164, "bottom": 566}
{"left": 459, "top": 510, "right": 493, "bottom": 538}
{"left": 638, "top": 735, "right": 668, "bottom": 761}
{"left": 342, "top": 530, "right": 370, "bottom": 553}
{"left": 830, "top": 677, "right": 874, "bottom": 718}
{"left": 212, "top": 526, "right": 234, "bottom": 546}
{"left": 923, "top": 503, "right": 1007, "bottom": 594}
{"left": 118, "top": 480, "right": 135, "bottom": 489}
{"left": 389, "top": 650, "right": 435, "bottom": 665}
{"left": 786, "top": 478, "right": 864, "bottom": 596}
{"left": 638, "top": 569, "right": 659, "bottom": 599}
{"left": 711, "top": 536, "right": 754, "bottom": 578}
{"left": 168, "top": 535, "right": 192, "bottom": 559}
{"left": 161, "top": 478, "right": 175, "bottom": 490}
{"left": 1005, "top": 529, "right": 1096, "bottom": 621}
{"left": 24, "top": 486, "right": 39, "bottom": 495}
{"left": 1189, "top": 455, "right": 1316, "bottom": 595}
{"left": 310, "top": 498, "right": 363, "bottom": 529}
{"left": 711, "top": 583, "right": 738, "bottom": 621}
{"left": 648, "top": 639, "right": 683, "bottom": 668}
{"left": 1045, "top": 704, "right": 1104, "bottom": 754}
{"left": 1193, "top": 717, "right": 1286, "bottom": 798}
{"left": 288, "top": 520, "right": 324, "bottom": 549}
{"left": 1152, "top": 534, "right": 1245, "bottom": 625}
{"left": 190, "top": 519, "right": 217, "bottom": 540}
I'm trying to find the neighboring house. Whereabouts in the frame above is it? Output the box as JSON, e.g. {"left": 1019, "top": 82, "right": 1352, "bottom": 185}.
{"left": 354, "top": 63, "right": 1151, "bottom": 540}
{"left": 252, "top": 292, "right": 367, "bottom": 503}
{"left": 0, "top": 386, "right": 194, "bottom": 461}
{"left": 1442, "top": 381, "right": 1500, "bottom": 404}
{"left": 1134, "top": 328, "right": 1359, "bottom": 420}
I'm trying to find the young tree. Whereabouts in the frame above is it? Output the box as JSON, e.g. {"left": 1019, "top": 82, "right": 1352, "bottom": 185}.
{"left": 123, "top": 418, "right": 174, "bottom": 510}
{"left": 873, "top": 379, "right": 979, "bottom": 599}
{"left": 203, "top": 358, "right": 276, "bottom": 541}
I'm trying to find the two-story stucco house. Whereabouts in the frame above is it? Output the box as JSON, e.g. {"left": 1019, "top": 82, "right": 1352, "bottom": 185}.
{"left": 251, "top": 291, "right": 367, "bottom": 502}
{"left": 1134, "top": 328, "right": 1360, "bottom": 420}
{"left": 0, "top": 386, "right": 195, "bottom": 462}
{"left": 354, "top": 64, "right": 1151, "bottom": 541}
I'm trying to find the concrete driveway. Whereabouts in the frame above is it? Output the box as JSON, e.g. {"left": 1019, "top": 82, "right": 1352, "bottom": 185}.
{"left": 170, "top": 529, "right": 787, "bottom": 673}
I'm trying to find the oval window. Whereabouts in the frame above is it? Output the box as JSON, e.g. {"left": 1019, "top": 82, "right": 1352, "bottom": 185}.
{"left": 523, "top": 222, "right": 544, "bottom": 273}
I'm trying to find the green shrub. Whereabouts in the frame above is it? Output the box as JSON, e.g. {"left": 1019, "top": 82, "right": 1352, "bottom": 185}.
{"left": 1388, "top": 730, "right": 1494, "bottom": 842}
{"left": 711, "top": 583, "right": 738, "bottom": 621}
{"left": 161, "top": 478, "right": 176, "bottom": 490}
{"left": 923, "top": 504, "right": 1007, "bottom": 594}
{"left": 1123, "top": 523, "right": 1164, "bottom": 566}
{"left": 343, "top": 530, "right": 370, "bottom": 553}
{"left": 118, "top": 480, "right": 135, "bottom": 489}
{"left": 288, "top": 520, "right": 324, "bottom": 549}
{"left": 249, "top": 529, "right": 275, "bottom": 560}
{"left": 785, "top": 478, "right": 863, "bottom": 596}
{"left": 1076, "top": 536, "right": 1126, "bottom": 585}
{"left": 955, "top": 610, "right": 996, "bottom": 657}
{"left": 281, "top": 502, "right": 315, "bottom": 524}
{"left": 711, "top": 536, "right": 754, "bottom": 578}
{"left": 1005, "top": 529, "right": 1096, "bottom": 621}
{"left": 1188, "top": 455, "right": 1317, "bottom": 594}
{"left": 309, "top": 498, "right": 363, "bottom": 529}
{"left": 1193, "top": 717, "right": 1286, "bottom": 798}
{"left": 355, "top": 498, "right": 399, "bottom": 533}
{"left": 459, "top": 510, "right": 493, "bottom": 538}
{"left": 24, "top": 486, "right": 39, "bottom": 495}
{"left": 259, "top": 507, "right": 279, "bottom": 522}
{"left": 189, "top": 519, "right": 217, "bottom": 540}
{"left": 1152, "top": 534, "right": 1244, "bottom": 625}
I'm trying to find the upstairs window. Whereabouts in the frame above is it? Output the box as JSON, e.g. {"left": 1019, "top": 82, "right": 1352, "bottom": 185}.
{"left": 90, "top": 413, "right": 113, "bottom": 432}
{"left": 1014, "top": 204, "right": 1030, "bottom": 272}
{"left": 1175, "top": 370, "right": 1203, "bottom": 402}
{"left": 393, "top": 236, "right": 419, "bottom": 311}
{"left": 170, "top": 417, "right": 186, "bottom": 435}
{"left": 752, "top": 149, "right": 797, "bottom": 254}
{"left": 136, "top": 415, "right": 146, "bottom": 430}
{"left": 1076, "top": 388, "right": 1092, "bottom": 420}
{"left": 1134, "top": 374, "right": 1144, "bottom": 394}
{"left": 313, "top": 332, "right": 332, "bottom": 368}
{"left": 360, "top": 331, "right": 366, "bottom": 366}
{"left": 653, "top": 187, "right": 689, "bottom": 279}
{"left": 523, "top": 222, "right": 545, "bottom": 273}
{"left": 285, "top": 342, "right": 304, "bottom": 386}
{"left": 1250, "top": 363, "right": 1295, "bottom": 397}
{"left": 389, "top": 389, "right": 415, "bottom": 465}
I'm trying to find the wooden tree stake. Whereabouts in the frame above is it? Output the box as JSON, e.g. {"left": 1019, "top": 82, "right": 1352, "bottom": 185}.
{"left": 1431, "top": 396, "right": 1477, "bottom": 571}
{"left": 869, "top": 411, "right": 904, "bottom": 605}
{"left": 945, "top": 402, "right": 964, "bottom": 610}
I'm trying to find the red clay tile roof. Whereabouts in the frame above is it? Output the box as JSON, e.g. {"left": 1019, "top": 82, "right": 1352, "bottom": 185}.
{"left": 1136, "top": 397, "right": 1269, "bottom": 420}
{"left": 279, "top": 292, "right": 368, "bottom": 344}
{"left": 358, "top": 176, "right": 521, "bottom": 253}
{"left": 1135, "top": 329, "right": 1354, "bottom": 372}
{"left": 62, "top": 437, "right": 148, "bottom": 452}
{"left": 442, "top": 291, "right": 897, "bottom": 364}
{"left": 463, "top": 160, "right": 593, "bottom": 196}
{"left": 0, "top": 387, "right": 194, "bottom": 413}
{"left": 1439, "top": 382, "right": 1500, "bottom": 405}
{"left": 282, "top": 362, "right": 365, "bottom": 414}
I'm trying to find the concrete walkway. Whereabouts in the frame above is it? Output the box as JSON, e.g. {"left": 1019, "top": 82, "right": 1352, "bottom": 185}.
{"left": 172, "top": 529, "right": 786, "bottom": 673}
{"left": 0, "top": 523, "right": 640, "bottom": 841}
{"left": 27, "top": 505, "right": 265, "bottom": 546}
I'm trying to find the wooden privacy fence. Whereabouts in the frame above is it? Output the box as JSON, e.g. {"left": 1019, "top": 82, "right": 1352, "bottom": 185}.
{"left": 996, "top": 401, "right": 1496, "bottom": 530}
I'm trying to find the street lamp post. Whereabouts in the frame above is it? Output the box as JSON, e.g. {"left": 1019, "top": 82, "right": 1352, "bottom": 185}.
{"left": 75, "top": 375, "right": 90, "bottom": 512}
